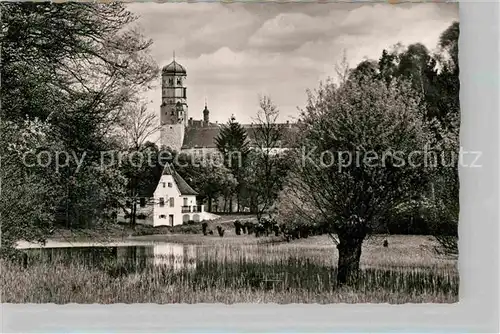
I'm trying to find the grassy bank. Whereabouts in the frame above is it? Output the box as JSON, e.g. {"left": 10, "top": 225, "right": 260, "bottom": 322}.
{"left": 47, "top": 214, "right": 257, "bottom": 243}
{"left": 3, "top": 235, "right": 458, "bottom": 303}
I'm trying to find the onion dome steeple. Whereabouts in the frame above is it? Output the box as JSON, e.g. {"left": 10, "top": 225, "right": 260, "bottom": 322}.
{"left": 162, "top": 51, "right": 186, "bottom": 75}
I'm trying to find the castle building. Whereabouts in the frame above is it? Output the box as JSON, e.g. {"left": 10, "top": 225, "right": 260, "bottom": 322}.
{"left": 159, "top": 56, "right": 299, "bottom": 155}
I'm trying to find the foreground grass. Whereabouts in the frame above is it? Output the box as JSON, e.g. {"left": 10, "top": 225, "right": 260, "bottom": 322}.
{"left": 1, "top": 258, "right": 458, "bottom": 304}
{"left": 3, "top": 235, "right": 458, "bottom": 304}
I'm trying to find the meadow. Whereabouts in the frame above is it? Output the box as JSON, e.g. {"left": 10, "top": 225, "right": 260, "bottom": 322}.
{"left": 1, "top": 234, "right": 458, "bottom": 304}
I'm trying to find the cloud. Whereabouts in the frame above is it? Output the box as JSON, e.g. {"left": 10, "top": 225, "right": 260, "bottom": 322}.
{"left": 248, "top": 12, "right": 331, "bottom": 52}
{"left": 127, "top": 2, "right": 458, "bottom": 125}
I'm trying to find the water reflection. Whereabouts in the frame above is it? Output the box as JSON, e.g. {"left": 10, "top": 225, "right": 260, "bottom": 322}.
{"left": 24, "top": 243, "right": 197, "bottom": 271}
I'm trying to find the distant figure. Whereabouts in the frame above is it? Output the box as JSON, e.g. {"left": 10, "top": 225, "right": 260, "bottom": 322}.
{"left": 22, "top": 252, "right": 28, "bottom": 269}
{"left": 383, "top": 239, "right": 389, "bottom": 248}
{"left": 216, "top": 225, "right": 225, "bottom": 237}
{"left": 233, "top": 220, "right": 242, "bottom": 235}
{"left": 202, "top": 222, "right": 208, "bottom": 236}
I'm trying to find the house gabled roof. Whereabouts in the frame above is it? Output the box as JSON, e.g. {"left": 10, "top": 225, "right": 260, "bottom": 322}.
{"left": 161, "top": 163, "right": 198, "bottom": 196}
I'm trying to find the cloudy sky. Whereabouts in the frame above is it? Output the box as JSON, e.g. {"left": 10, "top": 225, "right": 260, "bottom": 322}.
{"left": 127, "top": 2, "right": 458, "bottom": 125}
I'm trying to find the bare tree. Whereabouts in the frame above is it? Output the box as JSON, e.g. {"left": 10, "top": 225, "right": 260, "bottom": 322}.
{"left": 247, "top": 96, "right": 287, "bottom": 220}
{"left": 120, "top": 101, "right": 161, "bottom": 150}
{"left": 118, "top": 100, "right": 161, "bottom": 227}
{"left": 335, "top": 49, "right": 351, "bottom": 85}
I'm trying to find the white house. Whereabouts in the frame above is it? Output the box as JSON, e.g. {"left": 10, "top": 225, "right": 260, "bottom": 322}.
{"left": 152, "top": 163, "right": 217, "bottom": 227}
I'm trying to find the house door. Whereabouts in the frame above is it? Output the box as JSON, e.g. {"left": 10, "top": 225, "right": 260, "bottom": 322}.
{"left": 169, "top": 214, "right": 174, "bottom": 226}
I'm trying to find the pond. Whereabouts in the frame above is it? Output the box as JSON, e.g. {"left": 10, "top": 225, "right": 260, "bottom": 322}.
{"left": 19, "top": 242, "right": 198, "bottom": 271}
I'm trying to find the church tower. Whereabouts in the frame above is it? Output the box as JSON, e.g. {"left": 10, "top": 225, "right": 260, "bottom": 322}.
{"left": 160, "top": 54, "right": 188, "bottom": 151}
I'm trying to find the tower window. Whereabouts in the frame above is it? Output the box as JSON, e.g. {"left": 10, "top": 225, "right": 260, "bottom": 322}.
{"left": 168, "top": 78, "right": 173, "bottom": 86}
{"left": 177, "top": 78, "right": 182, "bottom": 85}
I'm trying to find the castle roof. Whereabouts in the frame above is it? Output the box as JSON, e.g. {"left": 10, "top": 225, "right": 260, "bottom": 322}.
{"left": 162, "top": 60, "right": 186, "bottom": 75}
{"left": 162, "top": 163, "right": 198, "bottom": 196}
{"left": 181, "top": 123, "right": 300, "bottom": 149}
{"left": 183, "top": 126, "right": 220, "bottom": 148}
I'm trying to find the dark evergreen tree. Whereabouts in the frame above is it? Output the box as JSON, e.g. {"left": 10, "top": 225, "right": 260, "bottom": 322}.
{"left": 215, "top": 115, "right": 250, "bottom": 212}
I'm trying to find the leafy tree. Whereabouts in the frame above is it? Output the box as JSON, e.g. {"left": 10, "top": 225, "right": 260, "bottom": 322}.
{"left": 349, "top": 59, "right": 379, "bottom": 82}
{"left": 281, "top": 74, "right": 431, "bottom": 286}
{"left": 1, "top": 3, "right": 158, "bottom": 124}
{"left": 383, "top": 22, "right": 460, "bottom": 253}
{"left": 0, "top": 119, "right": 60, "bottom": 255}
{"left": 215, "top": 115, "right": 250, "bottom": 212}
{"left": 365, "top": 23, "right": 460, "bottom": 255}
{"left": 437, "top": 21, "right": 459, "bottom": 72}
{"left": 176, "top": 157, "right": 237, "bottom": 212}
{"left": 0, "top": 3, "right": 158, "bottom": 250}
{"left": 378, "top": 49, "right": 399, "bottom": 86}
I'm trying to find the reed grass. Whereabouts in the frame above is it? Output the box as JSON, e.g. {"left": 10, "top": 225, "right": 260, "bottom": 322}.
{"left": 1, "top": 235, "right": 458, "bottom": 304}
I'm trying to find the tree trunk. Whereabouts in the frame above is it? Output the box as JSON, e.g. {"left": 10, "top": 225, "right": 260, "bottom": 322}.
{"left": 131, "top": 201, "right": 137, "bottom": 228}
{"left": 208, "top": 197, "right": 213, "bottom": 212}
{"left": 237, "top": 195, "right": 240, "bottom": 213}
{"left": 336, "top": 236, "right": 364, "bottom": 286}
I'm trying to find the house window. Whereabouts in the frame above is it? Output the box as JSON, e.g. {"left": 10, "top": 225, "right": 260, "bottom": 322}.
{"left": 169, "top": 197, "right": 175, "bottom": 207}
{"left": 183, "top": 198, "right": 188, "bottom": 206}
{"left": 159, "top": 197, "right": 165, "bottom": 207}
{"left": 162, "top": 182, "right": 166, "bottom": 188}
{"left": 168, "top": 182, "right": 172, "bottom": 188}
{"left": 140, "top": 198, "right": 146, "bottom": 208}
{"left": 159, "top": 215, "right": 166, "bottom": 219}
